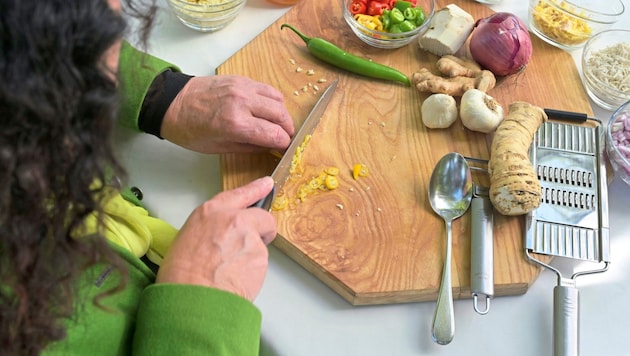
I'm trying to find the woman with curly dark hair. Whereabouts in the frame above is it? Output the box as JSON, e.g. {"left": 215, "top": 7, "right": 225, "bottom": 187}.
{"left": 1, "top": 0, "right": 293, "bottom": 354}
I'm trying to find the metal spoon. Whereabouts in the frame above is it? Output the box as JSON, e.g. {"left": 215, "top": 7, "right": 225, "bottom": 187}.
{"left": 428, "top": 152, "right": 473, "bottom": 345}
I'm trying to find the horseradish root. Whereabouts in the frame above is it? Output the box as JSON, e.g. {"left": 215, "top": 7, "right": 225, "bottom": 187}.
{"left": 488, "top": 101, "right": 548, "bottom": 215}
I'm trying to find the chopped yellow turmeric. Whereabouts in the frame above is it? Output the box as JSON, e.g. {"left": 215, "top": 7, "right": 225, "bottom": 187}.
{"left": 352, "top": 163, "right": 369, "bottom": 180}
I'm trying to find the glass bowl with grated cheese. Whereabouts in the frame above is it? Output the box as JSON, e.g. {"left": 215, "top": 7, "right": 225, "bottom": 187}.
{"left": 528, "top": 0, "right": 624, "bottom": 51}
{"left": 167, "top": 0, "right": 246, "bottom": 32}
{"left": 581, "top": 29, "right": 630, "bottom": 111}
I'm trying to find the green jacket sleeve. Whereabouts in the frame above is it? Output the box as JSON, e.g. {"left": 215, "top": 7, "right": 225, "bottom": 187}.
{"left": 133, "top": 284, "right": 262, "bottom": 355}
{"left": 43, "top": 243, "right": 262, "bottom": 356}
{"left": 117, "top": 41, "right": 180, "bottom": 130}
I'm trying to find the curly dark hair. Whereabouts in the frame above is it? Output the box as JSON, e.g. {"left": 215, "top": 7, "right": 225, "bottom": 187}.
{"left": 0, "top": 0, "right": 156, "bottom": 353}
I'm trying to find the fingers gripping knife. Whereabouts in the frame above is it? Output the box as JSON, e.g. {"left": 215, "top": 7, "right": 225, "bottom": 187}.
{"left": 525, "top": 117, "right": 610, "bottom": 356}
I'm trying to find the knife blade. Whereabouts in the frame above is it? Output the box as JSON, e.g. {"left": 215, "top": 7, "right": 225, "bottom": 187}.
{"left": 252, "top": 79, "right": 339, "bottom": 210}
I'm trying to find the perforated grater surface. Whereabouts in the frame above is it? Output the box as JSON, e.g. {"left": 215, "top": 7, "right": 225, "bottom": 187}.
{"left": 525, "top": 117, "right": 610, "bottom": 356}
{"left": 525, "top": 119, "right": 609, "bottom": 263}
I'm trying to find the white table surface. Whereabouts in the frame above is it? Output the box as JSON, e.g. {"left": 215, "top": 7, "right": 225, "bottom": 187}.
{"left": 115, "top": 1, "right": 630, "bottom": 355}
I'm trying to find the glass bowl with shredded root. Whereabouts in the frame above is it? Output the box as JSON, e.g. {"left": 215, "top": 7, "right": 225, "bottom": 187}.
{"left": 581, "top": 29, "right": 630, "bottom": 111}
{"left": 528, "top": 0, "right": 624, "bottom": 51}
{"left": 167, "top": 0, "right": 246, "bottom": 32}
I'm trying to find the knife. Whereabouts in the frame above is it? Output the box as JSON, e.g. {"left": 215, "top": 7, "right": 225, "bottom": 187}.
{"left": 252, "top": 79, "right": 339, "bottom": 210}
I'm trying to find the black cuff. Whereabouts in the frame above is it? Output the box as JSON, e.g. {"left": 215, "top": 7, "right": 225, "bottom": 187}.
{"left": 138, "top": 70, "right": 193, "bottom": 139}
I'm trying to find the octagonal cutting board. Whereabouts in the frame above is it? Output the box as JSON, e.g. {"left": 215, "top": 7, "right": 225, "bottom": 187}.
{"left": 217, "top": 0, "right": 592, "bottom": 305}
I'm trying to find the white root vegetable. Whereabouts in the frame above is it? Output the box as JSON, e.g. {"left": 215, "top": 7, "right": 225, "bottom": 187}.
{"left": 488, "top": 101, "right": 548, "bottom": 216}
{"left": 459, "top": 89, "right": 504, "bottom": 133}
{"left": 421, "top": 93, "right": 458, "bottom": 129}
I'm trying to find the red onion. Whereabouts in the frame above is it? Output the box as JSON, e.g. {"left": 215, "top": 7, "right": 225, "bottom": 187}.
{"left": 469, "top": 12, "right": 533, "bottom": 76}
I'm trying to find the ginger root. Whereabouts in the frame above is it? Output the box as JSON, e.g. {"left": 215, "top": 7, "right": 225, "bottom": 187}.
{"left": 436, "top": 55, "right": 482, "bottom": 77}
{"left": 412, "top": 55, "right": 496, "bottom": 96}
{"left": 488, "top": 101, "right": 548, "bottom": 216}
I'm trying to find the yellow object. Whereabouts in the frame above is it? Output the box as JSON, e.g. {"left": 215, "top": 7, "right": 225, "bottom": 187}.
{"left": 532, "top": 1, "right": 592, "bottom": 46}
{"left": 78, "top": 189, "right": 178, "bottom": 265}
{"left": 271, "top": 165, "right": 341, "bottom": 210}
{"left": 325, "top": 175, "right": 339, "bottom": 190}
{"left": 324, "top": 166, "right": 340, "bottom": 176}
{"left": 271, "top": 195, "right": 289, "bottom": 211}
{"left": 352, "top": 163, "right": 369, "bottom": 180}
{"left": 354, "top": 14, "right": 384, "bottom": 32}
{"left": 289, "top": 134, "right": 312, "bottom": 176}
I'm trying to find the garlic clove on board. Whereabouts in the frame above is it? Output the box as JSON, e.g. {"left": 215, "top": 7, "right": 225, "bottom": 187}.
{"left": 421, "top": 93, "right": 459, "bottom": 129}
{"left": 460, "top": 89, "right": 504, "bottom": 133}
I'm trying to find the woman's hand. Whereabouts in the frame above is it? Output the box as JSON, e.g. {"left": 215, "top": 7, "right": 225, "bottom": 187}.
{"left": 156, "top": 176, "right": 276, "bottom": 301}
{"left": 161, "top": 75, "right": 295, "bottom": 154}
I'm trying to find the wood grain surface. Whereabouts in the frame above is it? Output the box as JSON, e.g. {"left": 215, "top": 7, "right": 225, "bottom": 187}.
{"left": 217, "top": 0, "right": 592, "bottom": 305}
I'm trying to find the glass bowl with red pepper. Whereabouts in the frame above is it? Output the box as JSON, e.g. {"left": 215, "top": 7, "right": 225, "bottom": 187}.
{"left": 343, "top": 0, "right": 435, "bottom": 49}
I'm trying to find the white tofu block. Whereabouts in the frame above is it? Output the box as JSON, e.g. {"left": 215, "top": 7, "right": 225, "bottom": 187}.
{"left": 418, "top": 4, "right": 475, "bottom": 56}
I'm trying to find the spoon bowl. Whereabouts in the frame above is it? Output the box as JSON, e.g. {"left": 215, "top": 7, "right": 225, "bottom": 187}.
{"left": 428, "top": 152, "right": 473, "bottom": 345}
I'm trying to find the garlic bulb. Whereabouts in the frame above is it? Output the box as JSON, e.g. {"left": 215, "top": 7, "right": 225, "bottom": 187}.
{"left": 460, "top": 89, "right": 504, "bottom": 133}
{"left": 421, "top": 93, "right": 458, "bottom": 129}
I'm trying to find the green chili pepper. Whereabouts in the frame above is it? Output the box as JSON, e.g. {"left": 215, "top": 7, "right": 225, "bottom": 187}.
{"left": 381, "top": 9, "right": 392, "bottom": 30}
{"left": 399, "top": 20, "right": 417, "bottom": 32}
{"left": 403, "top": 7, "right": 417, "bottom": 22}
{"left": 389, "top": 24, "right": 402, "bottom": 33}
{"left": 394, "top": 0, "right": 413, "bottom": 12}
{"left": 280, "top": 24, "right": 410, "bottom": 86}
{"left": 389, "top": 8, "right": 405, "bottom": 24}
{"left": 414, "top": 8, "right": 426, "bottom": 26}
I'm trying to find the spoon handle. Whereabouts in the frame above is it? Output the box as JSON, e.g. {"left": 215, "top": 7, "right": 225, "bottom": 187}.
{"left": 431, "top": 219, "right": 455, "bottom": 345}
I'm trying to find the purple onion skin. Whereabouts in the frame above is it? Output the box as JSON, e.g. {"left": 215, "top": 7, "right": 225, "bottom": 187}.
{"left": 469, "top": 12, "right": 533, "bottom": 76}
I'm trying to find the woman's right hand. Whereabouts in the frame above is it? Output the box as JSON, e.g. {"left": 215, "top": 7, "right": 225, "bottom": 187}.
{"left": 156, "top": 176, "right": 276, "bottom": 301}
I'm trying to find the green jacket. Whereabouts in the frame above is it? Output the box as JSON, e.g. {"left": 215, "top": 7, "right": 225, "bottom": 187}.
{"left": 44, "top": 42, "right": 262, "bottom": 355}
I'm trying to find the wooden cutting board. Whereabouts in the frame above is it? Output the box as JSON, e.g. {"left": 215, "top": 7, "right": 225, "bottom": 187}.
{"left": 217, "top": 0, "right": 593, "bottom": 305}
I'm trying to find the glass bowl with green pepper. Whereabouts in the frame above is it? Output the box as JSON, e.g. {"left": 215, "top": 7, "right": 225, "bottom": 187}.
{"left": 343, "top": 0, "right": 435, "bottom": 49}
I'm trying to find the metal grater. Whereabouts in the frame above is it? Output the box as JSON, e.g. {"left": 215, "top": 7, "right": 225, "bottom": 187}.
{"left": 525, "top": 119, "right": 609, "bottom": 263}
{"left": 525, "top": 118, "right": 610, "bottom": 356}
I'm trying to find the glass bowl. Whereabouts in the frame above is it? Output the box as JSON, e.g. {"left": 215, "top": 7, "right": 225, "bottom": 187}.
{"left": 528, "top": 0, "right": 624, "bottom": 51}
{"left": 581, "top": 29, "right": 630, "bottom": 111}
{"left": 342, "top": 0, "right": 435, "bottom": 49}
{"left": 606, "top": 101, "right": 630, "bottom": 186}
{"left": 167, "top": 0, "right": 246, "bottom": 32}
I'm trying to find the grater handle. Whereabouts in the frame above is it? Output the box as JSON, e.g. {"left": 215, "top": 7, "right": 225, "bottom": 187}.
{"left": 553, "top": 284, "right": 579, "bottom": 356}
{"left": 470, "top": 194, "right": 494, "bottom": 315}
{"left": 544, "top": 108, "right": 588, "bottom": 123}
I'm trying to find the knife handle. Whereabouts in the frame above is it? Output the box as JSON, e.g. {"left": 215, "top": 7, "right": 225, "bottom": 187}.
{"left": 470, "top": 193, "right": 494, "bottom": 315}
{"left": 543, "top": 108, "right": 587, "bottom": 123}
